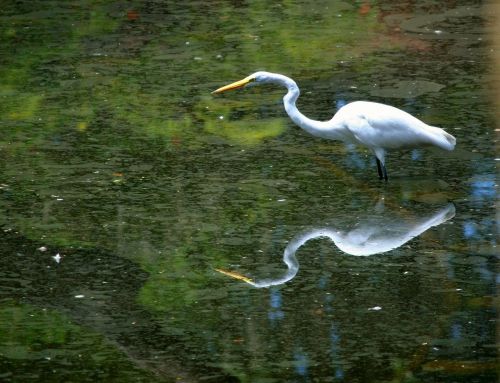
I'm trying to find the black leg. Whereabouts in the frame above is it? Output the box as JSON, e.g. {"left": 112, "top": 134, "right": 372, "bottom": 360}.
{"left": 376, "top": 157, "right": 388, "bottom": 181}
{"left": 376, "top": 158, "right": 383, "bottom": 180}
{"left": 382, "top": 163, "right": 388, "bottom": 181}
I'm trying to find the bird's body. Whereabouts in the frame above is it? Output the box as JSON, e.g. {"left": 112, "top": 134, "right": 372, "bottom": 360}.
{"left": 324, "top": 101, "right": 455, "bottom": 150}
{"left": 213, "top": 71, "right": 456, "bottom": 180}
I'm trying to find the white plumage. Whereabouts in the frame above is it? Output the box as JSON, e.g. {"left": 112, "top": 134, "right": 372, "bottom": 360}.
{"left": 213, "top": 71, "right": 456, "bottom": 180}
{"left": 216, "top": 203, "right": 456, "bottom": 288}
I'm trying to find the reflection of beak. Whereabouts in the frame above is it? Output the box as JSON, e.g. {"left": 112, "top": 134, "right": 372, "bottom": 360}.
{"left": 215, "top": 268, "right": 253, "bottom": 284}
{"left": 212, "top": 76, "right": 252, "bottom": 94}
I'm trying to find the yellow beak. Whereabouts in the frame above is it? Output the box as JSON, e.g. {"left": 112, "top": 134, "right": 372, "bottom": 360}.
{"left": 212, "top": 76, "right": 253, "bottom": 94}
{"left": 215, "top": 268, "right": 254, "bottom": 284}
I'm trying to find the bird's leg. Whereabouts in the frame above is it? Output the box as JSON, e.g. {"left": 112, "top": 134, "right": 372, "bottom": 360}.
{"left": 382, "top": 163, "right": 388, "bottom": 181}
{"left": 376, "top": 158, "right": 383, "bottom": 180}
{"left": 374, "top": 149, "right": 388, "bottom": 182}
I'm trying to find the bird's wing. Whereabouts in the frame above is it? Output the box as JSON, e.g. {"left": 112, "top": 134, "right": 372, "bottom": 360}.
{"left": 339, "top": 101, "right": 438, "bottom": 150}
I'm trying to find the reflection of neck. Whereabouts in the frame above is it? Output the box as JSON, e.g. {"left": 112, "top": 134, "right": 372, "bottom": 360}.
{"left": 248, "top": 203, "right": 455, "bottom": 288}
{"left": 250, "top": 228, "right": 329, "bottom": 288}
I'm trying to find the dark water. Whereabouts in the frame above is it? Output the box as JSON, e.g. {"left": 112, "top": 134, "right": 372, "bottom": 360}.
{"left": 0, "top": 1, "right": 497, "bottom": 382}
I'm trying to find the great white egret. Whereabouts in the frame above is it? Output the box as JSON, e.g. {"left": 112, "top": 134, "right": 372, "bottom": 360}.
{"left": 213, "top": 71, "right": 456, "bottom": 180}
{"left": 216, "top": 203, "right": 455, "bottom": 288}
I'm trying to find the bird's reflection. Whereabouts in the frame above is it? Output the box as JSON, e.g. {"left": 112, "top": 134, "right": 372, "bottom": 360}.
{"left": 217, "top": 202, "right": 455, "bottom": 288}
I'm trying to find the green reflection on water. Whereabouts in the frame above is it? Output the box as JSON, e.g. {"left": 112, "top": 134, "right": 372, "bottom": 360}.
{"left": 0, "top": 0, "right": 497, "bottom": 382}
{"left": 0, "top": 301, "right": 161, "bottom": 382}
{"left": 0, "top": 0, "right": 398, "bottom": 149}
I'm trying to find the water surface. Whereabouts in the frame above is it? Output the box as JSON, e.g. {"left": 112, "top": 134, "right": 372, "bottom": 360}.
{"left": 0, "top": 1, "right": 497, "bottom": 382}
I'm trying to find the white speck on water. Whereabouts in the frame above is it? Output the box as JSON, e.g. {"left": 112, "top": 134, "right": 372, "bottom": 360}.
{"left": 74, "top": 295, "right": 85, "bottom": 299}
{"left": 52, "top": 253, "right": 62, "bottom": 263}
{"left": 434, "top": 30, "right": 443, "bottom": 34}
{"left": 193, "top": 56, "right": 202, "bottom": 61}
{"left": 277, "top": 199, "right": 286, "bottom": 202}
{"left": 38, "top": 246, "right": 47, "bottom": 252}
{"left": 218, "top": 115, "right": 224, "bottom": 120}
{"left": 368, "top": 306, "right": 382, "bottom": 311}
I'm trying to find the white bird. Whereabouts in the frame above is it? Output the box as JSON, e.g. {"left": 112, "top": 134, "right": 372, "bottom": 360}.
{"left": 216, "top": 203, "right": 455, "bottom": 288}
{"left": 213, "top": 71, "right": 456, "bottom": 180}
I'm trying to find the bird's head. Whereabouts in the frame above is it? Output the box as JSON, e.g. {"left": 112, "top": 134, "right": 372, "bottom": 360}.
{"left": 212, "top": 71, "right": 275, "bottom": 94}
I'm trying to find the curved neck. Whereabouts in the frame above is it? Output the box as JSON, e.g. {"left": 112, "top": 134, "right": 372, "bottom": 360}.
{"left": 251, "top": 228, "right": 339, "bottom": 288}
{"left": 273, "top": 74, "right": 336, "bottom": 137}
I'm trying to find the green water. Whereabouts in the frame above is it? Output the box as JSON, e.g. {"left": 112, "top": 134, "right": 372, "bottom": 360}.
{"left": 0, "top": 1, "right": 497, "bottom": 382}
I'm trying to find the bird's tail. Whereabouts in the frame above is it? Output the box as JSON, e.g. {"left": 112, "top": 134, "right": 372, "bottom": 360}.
{"left": 426, "top": 126, "right": 456, "bottom": 151}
